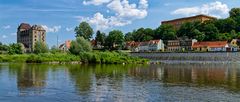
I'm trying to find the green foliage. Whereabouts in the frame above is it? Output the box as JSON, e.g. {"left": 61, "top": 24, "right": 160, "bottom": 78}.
{"left": 8, "top": 43, "right": 24, "bottom": 55}
{"left": 95, "top": 30, "right": 106, "bottom": 46}
{"left": 75, "top": 22, "right": 93, "bottom": 40}
{"left": 230, "top": 8, "right": 240, "bottom": 18}
{"left": 155, "top": 24, "right": 177, "bottom": 40}
{"left": 124, "top": 32, "right": 134, "bottom": 41}
{"left": 131, "top": 28, "right": 154, "bottom": 42}
{"left": 201, "top": 23, "right": 219, "bottom": 41}
{"left": 34, "top": 41, "right": 49, "bottom": 54}
{"left": 69, "top": 37, "right": 92, "bottom": 55}
{"left": 105, "top": 30, "right": 124, "bottom": 50}
{"left": 50, "top": 45, "right": 62, "bottom": 54}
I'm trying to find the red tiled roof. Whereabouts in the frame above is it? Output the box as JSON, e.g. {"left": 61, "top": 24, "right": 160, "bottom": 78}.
{"left": 19, "top": 23, "right": 31, "bottom": 30}
{"left": 192, "top": 41, "right": 228, "bottom": 48}
{"left": 126, "top": 41, "right": 141, "bottom": 47}
{"left": 149, "top": 40, "right": 160, "bottom": 44}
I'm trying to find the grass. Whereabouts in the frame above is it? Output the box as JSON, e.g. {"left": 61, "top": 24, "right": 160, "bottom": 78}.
{"left": 0, "top": 51, "right": 148, "bottom": 64}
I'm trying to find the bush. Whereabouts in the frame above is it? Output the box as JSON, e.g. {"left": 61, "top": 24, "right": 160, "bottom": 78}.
{"left": 69, "top": 37, "right": 92, "bottom": 55}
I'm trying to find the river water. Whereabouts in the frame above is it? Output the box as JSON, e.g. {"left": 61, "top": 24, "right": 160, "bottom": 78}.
{"left": 0, "top": 63, "right": 240, "bottom": 102}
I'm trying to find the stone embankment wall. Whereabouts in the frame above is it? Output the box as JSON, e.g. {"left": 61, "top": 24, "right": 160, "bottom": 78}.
{"left": 130, "top": 52, "right": 240, "bottom": 61}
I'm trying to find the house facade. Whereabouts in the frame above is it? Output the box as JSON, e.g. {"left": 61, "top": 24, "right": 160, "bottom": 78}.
{"left": 148, "top": 40, "right": 165, "bottom": 51}
{"left": 192, "top": 41, "right": 229, "bottom": 52}
{"left": 59, "top": 40, "right": 71, "bottom": 51}
{"left": 17, "top": 23, "right": 46, "bottom": 52}
{"left": 161, "top": 14, "right": 216, "bottom": 29}
{"left": 126, "top": 39, "right": 164, "bottom": 52}
{"left": 167, "top": 40, "right": 181, "bottom": 52}
{"left": 228, "top": 39, "right": 239, "bottom": 52}
{"left": 180, "top": 39, "right": 198, "bottom": 51}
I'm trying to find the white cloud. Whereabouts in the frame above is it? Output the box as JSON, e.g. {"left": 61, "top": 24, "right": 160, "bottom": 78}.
{"left": 2, "top": 35, "right": 7, "bottom": 39}
{"left": 2, "top": 25, "right": 11, "bottom": 29}
{"left": 42, "top": 25, "right": 61, "bottom": 33}
{"left": 83, "top": 0, "right": 111, "bottom": 5}
{"left": 78, "top": 0, "right": 149, "bottom": 30}
{"left": 171, "top": 1, "right": 229, "bottom": 18}
{"left": 107, "top": 0, "right": 148, "bottom": 19}
{"left": 66, "top": 27, "right": 74, "bottom": 32}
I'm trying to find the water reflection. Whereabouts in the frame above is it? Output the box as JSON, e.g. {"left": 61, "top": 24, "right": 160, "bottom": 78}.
{"left": 1, "top": 63, "right": 240, "bottom": 101}
{"left": 8, "top": 64, "right": 49, "bottom": 95}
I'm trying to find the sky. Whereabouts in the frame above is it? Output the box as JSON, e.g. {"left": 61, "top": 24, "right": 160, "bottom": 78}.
{"left": 0, "top": 0, "right": 240, "bottom": 47}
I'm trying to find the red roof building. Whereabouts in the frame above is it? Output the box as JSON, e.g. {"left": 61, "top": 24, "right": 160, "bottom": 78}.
{"left": 192, "top": 41, "right": 228, "bottom": 52}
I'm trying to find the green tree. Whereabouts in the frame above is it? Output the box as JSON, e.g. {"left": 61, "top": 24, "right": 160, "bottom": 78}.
{"left": 8, "top": 43, "right": 24, "bottom": 54}
{"left": 229, "top": 8, "right": 240, "bottom": 18}
{"left": 155, "top": 24, "right": 177, "bottom": 40}
{"left": 75, "top": 22, "right": 93, "bottom": 40}
{"left": 130, "top": 28, "right": 154, "bottom": 42}
{"left": 214, "top": 18, "right": 237, "bottom": 33}
{"left": 177, "top": 22, "right": 202, "bottom": 39}
{"left": 105, "top": 30, "right": 124, "bottom": 50}
{"left": 34, "top": 41, "right": 49, "bottom": 54}
{"left": 69, "top": 37, "right": 92, "bottom": 55}
{"left": 124, "top": 32, "right": 134, "bottom": 41}
{"left": 200, "top": 23, "right": 219, "bottom": 41}
{"left": 95, "top": 30, "right": 106, "bottom": 46}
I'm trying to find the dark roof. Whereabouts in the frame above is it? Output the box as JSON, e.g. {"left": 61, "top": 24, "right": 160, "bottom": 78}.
{"left": 18, "top": 23, "right": 31, "bottom": 30}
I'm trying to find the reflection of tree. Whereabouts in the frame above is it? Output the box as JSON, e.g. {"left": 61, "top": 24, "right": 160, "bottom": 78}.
{"left": 8, "top": 63, "right": 48, "bottom": 95}
{"left": 68, "top": 64, "right": 93, "bottom": 95}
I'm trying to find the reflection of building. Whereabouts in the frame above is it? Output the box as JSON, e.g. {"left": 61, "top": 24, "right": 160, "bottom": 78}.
{"left": 16, "top": 64, "right": 47, "bottom": 94}
{"left": 161, "top": 14, "right": 216, "bottom": 29}
{"left": 17, "top": 23, "right": 46, "bottom": 52}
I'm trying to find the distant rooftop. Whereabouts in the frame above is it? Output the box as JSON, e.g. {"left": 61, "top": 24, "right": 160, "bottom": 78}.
{"left": 162, "top": 14, "right": 217, "bottom": 23}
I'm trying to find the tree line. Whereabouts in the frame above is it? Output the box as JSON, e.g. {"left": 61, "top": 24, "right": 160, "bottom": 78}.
{"left": 86, "top": 8, "right": 240, "bottom": 50}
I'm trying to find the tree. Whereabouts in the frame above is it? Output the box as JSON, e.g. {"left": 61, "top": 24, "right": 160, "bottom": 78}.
{"left": 229, "top": 8, "right": 240, "bottom": 18}
{"left": 105, "top": 30, "right": 124, "bottom": 50}
{"left": 69, "top": 37, "right": 92, "bottom": 55}
{"left": 95, "top": 30, "right": 106, "bottom": 46}
{"left": 155, "top": 24, "right": 177, "bottom": 40}
{"left": 124, "top": 32, "right": 134, "bottom": 41}
{"left": 177, "top": 21, "right": 202, "bottom": 39}
{"left": 34, "top": 41, "right": 49, "bottom": 54}
{"left": 200, "top": 23, "right": 219, "bottom": 41}
{"left": 214, "top": 18, "right": 237, "bottom": 33}
{"left": 75, "top": 22, "right": 93, "bottom": 40}
{"left": 8, "top": 43, "right": 24, "bottom": 54}
{"left": 50, "top": 45, "right": 61, "bottom": 54}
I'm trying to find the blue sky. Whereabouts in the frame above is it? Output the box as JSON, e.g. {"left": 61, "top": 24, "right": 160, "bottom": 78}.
{"left": 0, "top": 0, "right": 239, "bottom": 47}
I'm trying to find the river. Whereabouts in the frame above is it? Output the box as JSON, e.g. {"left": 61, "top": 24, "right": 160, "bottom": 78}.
{"left": 0, "top": 63, "right": 240, "bottom": 101}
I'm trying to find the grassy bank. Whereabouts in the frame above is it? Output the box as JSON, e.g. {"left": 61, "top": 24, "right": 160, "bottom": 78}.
{"left": 0, "top": 51, "right": 148, "bottom": 64}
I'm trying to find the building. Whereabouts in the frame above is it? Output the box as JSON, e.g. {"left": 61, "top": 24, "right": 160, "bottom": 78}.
{"left": 148, "top": 40, "right": 164, "bottom": 51}
{"left": 59, "top": 40, "right": 71, "bottom": 51}
{"left": 161, "top": 14, "right": 216, "bottom": 29}
{"left": 167, "top": 40, "right": 181, "bottom": 52}
{"left": 228, "top": 39, "right": 239, "bottom": 51}
{"left": 180, "top": 39, "right": 197, "bottom": 51}
{"left": 125, "top": 41, "right": 141, "bottom": 52}
{"left": 126, "top": 39, "right": 164, "bottom": 52}
{"left": 192, "top": 41, "right": 229, "bottom": 52}
{"left": 139, "top": 42, "right": 149, "bottom": 52}
{"left": 17, "top": 23, "right": 46, "bottom": 52}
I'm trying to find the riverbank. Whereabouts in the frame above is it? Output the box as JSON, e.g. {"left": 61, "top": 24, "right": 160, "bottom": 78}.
{"left": 0, "top": 52, "right": 149, "bottom": 64}
{"left": 131, "top": 52, "right": 240, "bottom": 62}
